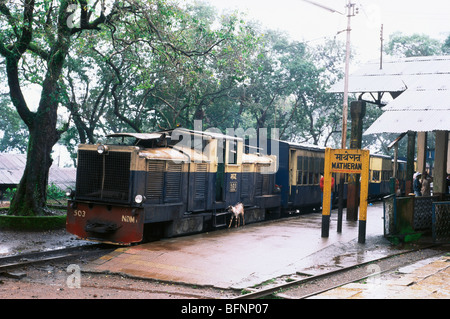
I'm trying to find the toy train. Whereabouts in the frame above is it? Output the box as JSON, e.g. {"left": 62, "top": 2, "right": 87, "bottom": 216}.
{"left": 66, "top": 128, "right": 405, "bottom": 244}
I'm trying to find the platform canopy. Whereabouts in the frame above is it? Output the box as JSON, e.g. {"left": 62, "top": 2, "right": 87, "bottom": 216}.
{"left": 328, "top": 55, "right": 450, "bottom": 135}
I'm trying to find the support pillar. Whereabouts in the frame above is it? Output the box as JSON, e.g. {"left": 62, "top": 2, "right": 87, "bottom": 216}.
{"left": 417, "top": 132, "right": 427, "bottom": 174}
{"left": 434, "top": 131, "right": 449, "bottom": 199}
{"left": 347, "top": 100, "right": 366, "bottom": 221}
{"left": 405, "top": 131, "right": 416, "bottom": 195}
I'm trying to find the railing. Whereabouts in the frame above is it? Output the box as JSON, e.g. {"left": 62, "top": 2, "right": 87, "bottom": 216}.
{"left": 413, "top": 196, "right": 437, "bottom": 230}
{"left": 382, "top": 194, "right": 396, "bottom": 238}
{"left": 432, "top": 202, "right": 450, "bottom": 243}
{"left": 383, "top": 194, "right": 450, "bottom": 243}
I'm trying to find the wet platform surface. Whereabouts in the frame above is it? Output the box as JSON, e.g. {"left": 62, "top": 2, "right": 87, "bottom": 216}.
{"left": 86, "top": 202, "right": 425, "bottom": 290}
{"left": 309, "top": 254, "right": 450, "bottom": 299}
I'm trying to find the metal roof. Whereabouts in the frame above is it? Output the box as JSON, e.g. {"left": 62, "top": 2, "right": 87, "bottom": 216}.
{"left": 329, "top": 56, "right": 450, "bottom": 93}
{"left": 108, "top": 129, "right": 244, "bottom": 142}
{"left": 0, "top": 154, "right": 76, "bottom": 189}
{"left": 283, "top": 140, "right": 326, "bottom": 151}
{"left": 107, "top": 132, "right": 164, "bottom": 140}
{"left": 383, "top": 89, "right": 450, "bottom": 111}
{"left": 328, "top": 56, "right": 450, "bottom": 134}
{"left": 363, "top": 110, "right": 448, "bottom": 134}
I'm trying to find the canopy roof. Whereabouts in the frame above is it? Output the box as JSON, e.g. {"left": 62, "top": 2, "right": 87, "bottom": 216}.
{"left": 329, "top": 55, "right": 450, "bottom": 134}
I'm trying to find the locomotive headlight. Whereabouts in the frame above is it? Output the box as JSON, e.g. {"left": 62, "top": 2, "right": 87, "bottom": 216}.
{"left": 97, "top": 144, "right": 109, "bottom": 154}
{"left": 65, "top": 188, "right": 75, "bottom": 198}
{"left": 134, "top": 194, "right": 146, "bottom": 204}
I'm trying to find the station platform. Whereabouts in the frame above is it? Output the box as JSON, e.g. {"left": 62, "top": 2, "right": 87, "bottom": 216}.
{"left": 308, "top": 254, "right": 450, "bottom": 299}
{"left": 85, "top": 202, "right": 450, "bottom": 297}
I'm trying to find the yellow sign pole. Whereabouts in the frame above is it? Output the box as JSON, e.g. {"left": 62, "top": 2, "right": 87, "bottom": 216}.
{"left": 358, "top": 150, "right": 370, "bottom": 243}
{"left": 321, "top": 148, "right": 333, "bottom": 238}
{"left": 321, "top": 148, "right": 370, "bottom": 243}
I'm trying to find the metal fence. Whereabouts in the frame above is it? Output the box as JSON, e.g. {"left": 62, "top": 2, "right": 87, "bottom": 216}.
{"left": 383, "top": 194, "right": 450, "bottom": 243}
{"left": 413, "top": 196, "right": 436, "bottom": 230}
{"left": 432, "top": 202, "right": 450, "bottom": 243}
{"left": 383, "top": 194, "right": 396, "bottom": 237}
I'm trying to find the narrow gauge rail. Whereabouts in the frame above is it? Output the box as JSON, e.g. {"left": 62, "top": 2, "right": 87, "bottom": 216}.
{"left": 235, "top": 245, "right": 444, "bottom": 299}
{"left": 0, "top": 244, "right": 113, "bottom": 272}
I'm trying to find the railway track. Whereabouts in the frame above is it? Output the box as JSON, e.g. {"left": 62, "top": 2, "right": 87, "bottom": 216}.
{"left": 236, "top": 244, "right": 447, "bottom": 299}
{"left": 0, "top": 244, "right": 114, "bottom": 273}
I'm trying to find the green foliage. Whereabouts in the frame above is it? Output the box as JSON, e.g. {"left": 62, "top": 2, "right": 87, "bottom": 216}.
{"left": 47, "top": 183, "right": 66, "bottom": 201}
{"left": 2, "top": 183, "right": 65, "bottom": 202}
{"left": 443, "top": 35, "right": 450, "bottom": 55}
{"left": 385, "top": 32, "right": 444, "bottom": 57}
{"left": 3, "top": 188, "right": 16, "bottom": 201}
{"left": 57, "top": 1, "right": 349, "bottom": 149}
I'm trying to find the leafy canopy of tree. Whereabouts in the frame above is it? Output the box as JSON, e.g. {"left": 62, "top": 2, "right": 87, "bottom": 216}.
{"left": 385, "top": 32, "right": 448, "bottom": 57}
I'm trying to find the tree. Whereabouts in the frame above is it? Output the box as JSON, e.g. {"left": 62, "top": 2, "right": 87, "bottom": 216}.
{"left": 442, "top": 34, "right": 450, "bottom": 55}
{"left": 63, "top": 1, "right": 259, "bottom": 138}
{"left": 0, "top": 0, "right": 120, "bottom": 216}
{"left": 385, "top": 32, "right": 443, "bottom": 57}
{"left": 248, "top": 36, "right": 345, "bottom": 146}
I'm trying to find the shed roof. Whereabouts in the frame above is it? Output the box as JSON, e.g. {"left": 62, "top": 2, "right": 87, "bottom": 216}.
{"left": 328, "top": 55, "right": 450, "bottom": 134}
{"left": 329, "top": 56, "right": 450, "bottom": 93}
{"left": 0, "top": 154, "right": 76, "bottom": 190}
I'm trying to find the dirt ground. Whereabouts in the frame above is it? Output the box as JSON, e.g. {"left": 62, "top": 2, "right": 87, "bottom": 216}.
{"left": 0, "top": 226, "right": 240, "bottom": 299}
{"left": 0, "top": 255, "right": 241, "bottom": 299}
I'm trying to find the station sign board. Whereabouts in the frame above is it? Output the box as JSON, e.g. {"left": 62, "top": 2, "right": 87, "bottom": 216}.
{"left": 330, "top": 149, "right": 365, "bottom": 174}
{"left": 322, "top": 148, "right": 370, "bottom": 244}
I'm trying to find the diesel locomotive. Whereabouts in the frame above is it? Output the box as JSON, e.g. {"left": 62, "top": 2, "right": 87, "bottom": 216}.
{"left": 66, "top": 128, "right": 402, "bottom": 245}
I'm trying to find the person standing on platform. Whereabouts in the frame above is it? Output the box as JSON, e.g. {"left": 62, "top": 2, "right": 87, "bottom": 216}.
{"left": 421, "top": 171, "right": 432, "bottom": 196}
{"left": 413, "top": 172, "right": 422, "bottom": 196}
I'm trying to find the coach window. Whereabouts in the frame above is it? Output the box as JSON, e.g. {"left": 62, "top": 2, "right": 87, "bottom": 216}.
{"left": 373, "top": 170, "right": 380, "bottom": 182}
{"left": 302, "top": 156, "right": 308, "bottom": 184}
{"left": 297, "top": 156, "right": 303, "bottom": 185}
{"left": 314, "top": 157, "right": 320, "bottom": 184}
{"left": 320, "top": 157, "right": 324, "bottom": 176}
{"left": 227, "top": 140, "right": 238, "bottom": 165}
{"left": 308, "top": 157, "right": 313, "bottom": 185}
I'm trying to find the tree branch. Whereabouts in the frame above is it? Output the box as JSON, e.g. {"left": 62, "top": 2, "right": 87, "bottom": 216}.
{"left": 0, "top": 1, "right": 20, "bottom": 38}
{"left": 16, "top": 0, "right": 35, "bottom": 55}
{"left": 70, "top": 0, "right": 119, "bottom": 34}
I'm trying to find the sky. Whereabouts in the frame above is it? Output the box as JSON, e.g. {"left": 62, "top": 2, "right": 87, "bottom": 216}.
{"left": 204, "top": 0, "right": 450, "bottom": 64}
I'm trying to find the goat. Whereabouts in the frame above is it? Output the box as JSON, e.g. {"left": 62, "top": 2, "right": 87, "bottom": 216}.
{"left": 227, "top": 202, "right": 244, "bottom": 228}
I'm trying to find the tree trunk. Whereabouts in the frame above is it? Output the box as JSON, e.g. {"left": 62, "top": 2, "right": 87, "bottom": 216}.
{"left": 9, "top": 131, "right": 54, "bottom": 216}
{"left": 9, "top": 78, "right": 62, "bottom": 216}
